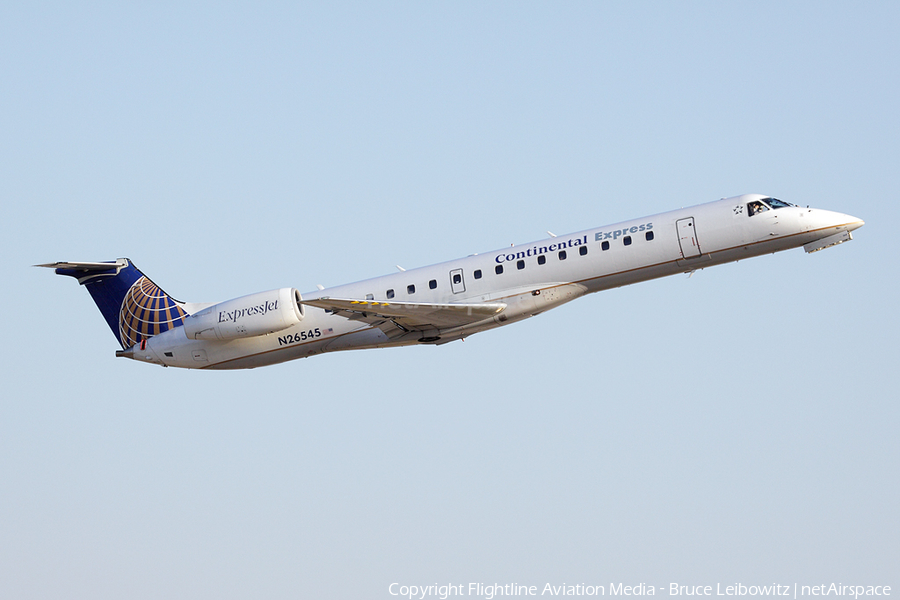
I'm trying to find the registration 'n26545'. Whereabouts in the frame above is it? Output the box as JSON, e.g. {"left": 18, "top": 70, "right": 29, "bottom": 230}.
{"left": 278, "top": 328, "right": 321, "bottom": 346}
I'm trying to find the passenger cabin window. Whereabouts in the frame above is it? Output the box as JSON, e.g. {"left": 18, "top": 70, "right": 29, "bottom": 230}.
{"left": 407, "top": 284, "right": 415, "bottom": 294}
{"left": 538, "top": 255, "right": 546, "bottom": 265}
{"left": 623, "top": 236, "right": 632, "bottom": 246}
{"left": 645, "top": 231, "right": 654, "bottom": 241}
{"left": 474, "top": 269, "right": 483, "bottom": 279}
{"left": 579, "top": 246, "right": 588, "bottom": 256}
{"left": 601, "top": 240, "right": 610, "bottom": 251}
{"left": 559, "top": 250, "right": 567, "bottom": 260}
{"left": 366, "top": 293, "right": 374, "bottom": 301}
{"left": 429, "top": 279, "right": 437, "bottom": 289}
{"left": 495, "top": 265, "right": 503, "bottom": 275}
{"left": 386, "top": 289, "right": 395, "bottom": 299}
{"left": 517, "top": 259, "right": 525, "bottom": 270}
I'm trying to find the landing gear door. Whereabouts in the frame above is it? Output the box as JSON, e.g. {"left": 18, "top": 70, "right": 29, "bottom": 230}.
{"left": 449, "top": 269, "right": 466, "bottom": 294}
{"left": 677, "top": 217, "right": 701, "bottom": 258}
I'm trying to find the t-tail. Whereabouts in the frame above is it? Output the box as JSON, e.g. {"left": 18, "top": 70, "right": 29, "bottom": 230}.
{"left": 37, "top": 259, "right": 189, "bottom": 349}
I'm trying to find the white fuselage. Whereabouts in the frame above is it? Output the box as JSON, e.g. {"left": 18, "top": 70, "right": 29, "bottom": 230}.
{"left": 133, "top": 194, "right": 863, "bottom": 369}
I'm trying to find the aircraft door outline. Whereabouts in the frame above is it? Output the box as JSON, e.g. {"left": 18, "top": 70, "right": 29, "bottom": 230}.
{"left": 450, "top": 268, "right": 466, "bottom": 294}
{"left": 677, "top": 217, "right": 701, "bottom": 258}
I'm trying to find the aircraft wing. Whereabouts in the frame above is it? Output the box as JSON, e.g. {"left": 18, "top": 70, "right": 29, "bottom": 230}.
{"left": 300, "top": 297, "right": 506, "bottom": 337}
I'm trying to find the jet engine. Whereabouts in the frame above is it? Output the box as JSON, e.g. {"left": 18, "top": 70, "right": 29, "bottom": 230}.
{"left": 183, "top": 288, "right": 303, "bottom": 341}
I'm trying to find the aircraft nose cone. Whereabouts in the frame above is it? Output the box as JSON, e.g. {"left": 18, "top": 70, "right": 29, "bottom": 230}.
{"left": 805, "top": 209, "right": 864, "bottom": 235}
{"left": 846, "top": 216, "right": 865, "bottom": 231}
{"left": 821, "top": 209, "right": 864, "bottom": 231}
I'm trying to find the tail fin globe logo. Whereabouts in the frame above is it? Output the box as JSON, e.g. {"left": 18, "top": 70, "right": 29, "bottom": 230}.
{"left": 119, "top": 276, "right": 188, "bottom": 348}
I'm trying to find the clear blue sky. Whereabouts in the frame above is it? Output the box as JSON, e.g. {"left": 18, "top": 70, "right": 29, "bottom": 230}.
{"left": 2, "top": 2, "right": 897, "bottom": 598}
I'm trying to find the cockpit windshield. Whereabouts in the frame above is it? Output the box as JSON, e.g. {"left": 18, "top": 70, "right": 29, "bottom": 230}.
{"left": 762, "top": 197, "right": 793, "bottom": 209}
{"left": 747, "top": 197, "right": 794, "bottom": 216}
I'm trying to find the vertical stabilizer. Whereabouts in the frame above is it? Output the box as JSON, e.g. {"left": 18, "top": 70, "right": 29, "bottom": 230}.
{"left": 37, "top": 259, "right": 188, "bottom": 349}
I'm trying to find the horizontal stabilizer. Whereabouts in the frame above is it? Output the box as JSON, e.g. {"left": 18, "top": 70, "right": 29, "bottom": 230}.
{"left": 36, "top": 259, "right": 129, "bottom": 271}
{"left": 300, "top": 297, "right": 506, "bottom": 333}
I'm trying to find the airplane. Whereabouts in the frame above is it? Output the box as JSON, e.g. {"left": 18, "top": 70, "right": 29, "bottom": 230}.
{"left": 39, "top": 194, "right": 863, "bottom": 370}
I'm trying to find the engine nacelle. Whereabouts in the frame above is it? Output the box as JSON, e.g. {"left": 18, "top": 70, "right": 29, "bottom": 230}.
{"left": 183, "top": 288, "right": 304, "bottom": 341}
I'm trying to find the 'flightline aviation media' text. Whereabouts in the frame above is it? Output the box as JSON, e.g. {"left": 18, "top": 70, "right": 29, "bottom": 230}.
{"left": 388, "top": 583, "right": 892, "bottom": 600}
